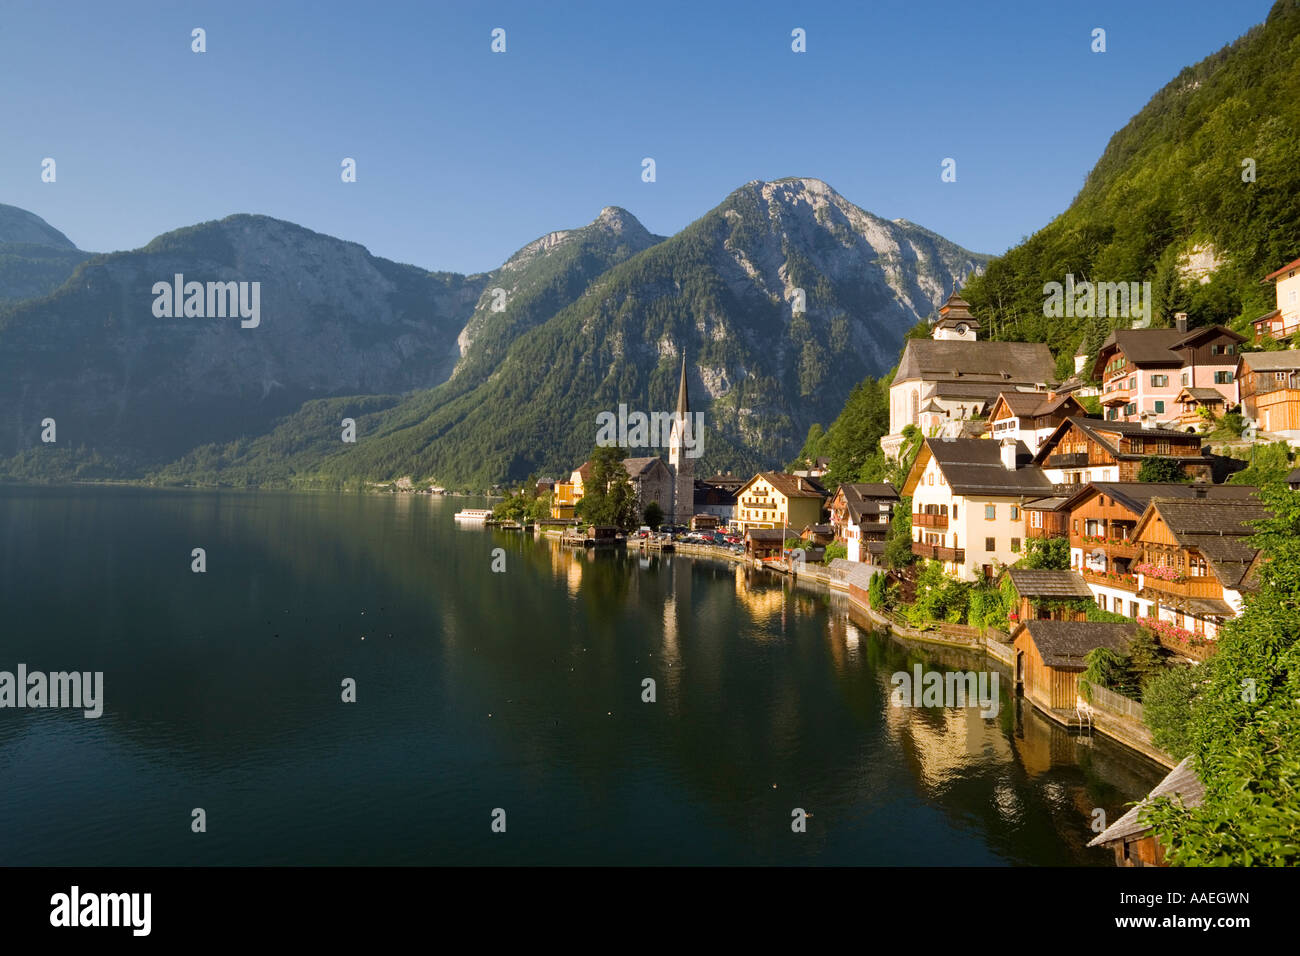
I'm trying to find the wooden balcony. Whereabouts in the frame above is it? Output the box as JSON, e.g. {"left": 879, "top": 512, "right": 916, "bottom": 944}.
{"left": 1074, "top": 536, "right": 1140, "bottom": 559}
{"left": 1101, "top": 385, "right": 1130, "bottom": 406}
{"left": 1080, "top": 568, "right": 1139, "bottom": 592}
{"left": 1140, "top": 574, "right": 1223, "bottom": 600}
{"left": 913, "top": 512, "right": 948, "bottom": 530}
{"left": 912, "top": 541, "right": 965, "bottom": 563}
{"left": 1045, "top": 451, "right": 1090, "bottom": 469}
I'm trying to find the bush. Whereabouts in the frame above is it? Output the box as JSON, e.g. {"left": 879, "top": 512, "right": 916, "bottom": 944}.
{"left": 1141, "top": 664, "right": 1199, "bottom": 759}
{"left": 823, "top": 541, "right": 847, "bottom": 565}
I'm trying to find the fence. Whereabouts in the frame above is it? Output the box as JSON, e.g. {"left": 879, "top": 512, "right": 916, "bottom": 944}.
{"left": 1082, "top": 681, "right": 1144, "bottom": 722}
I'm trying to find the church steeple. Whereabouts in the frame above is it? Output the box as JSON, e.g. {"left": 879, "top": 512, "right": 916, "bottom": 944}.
{"left": 675, "top": 354, "right": 690, "bottom": 418}
{"left": 669, "top": 352, "right": 695, "bottom": 526}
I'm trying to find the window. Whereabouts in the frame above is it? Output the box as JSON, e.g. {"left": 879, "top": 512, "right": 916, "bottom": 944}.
{"left": 1129, "top": 601, "right": 1139, "bottom": 618}
{"left": 1153, "top": 400, "right": 1165, "bottom": 414}
{"left": 1128, "top": 376, "right": 1137, "bottom": 390}
{"left": 1124, "top": 402, "right": 1137, "bottom": 416}
{"left": 939, "top": 473, "right": 946, "bottom": 485}
{"left": 1189, "top": 554, "right": 1207, "bottom": 577}
{"left": 928, "top": 474, "right": 934, "bottom": 485}
{"left": 1214, "top": 371, "right": 1233, "bottom": 384}
{"left": 1181, "top": 372, "right": 1190, "bottom": 386}
{"left": 1072, "top": 519, "right": 1079, "bottom": 534}
{"left": 1113, "top": 596, "right": 1123, "bottom": 613}
{"left": 1151, "top": 374, "right": 1168, "bottom": 387}
{"left": 985, "top": 537, "right": 995, "bottom": 552}
{"left": 984, "top": 504, "right": 996, "bottom": 520}
{"left": 1106, "top": 407, "right": 1118, "bottom": 421}
{"left": 1011, "top": 538, "right": 1021, "bottom": 553}
{"left": 952, "top": 505, "right": 958, "bottom": 520}
{"left": 1031, "top": 510, "right": 1042, "bottom": 528}
{"left": 1010, "top": 506, "right": 1020, "bottom": 520}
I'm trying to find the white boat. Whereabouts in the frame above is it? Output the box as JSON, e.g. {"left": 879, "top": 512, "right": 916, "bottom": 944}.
{"left": 454, "top": 509, "right": 493, "bottom": 522}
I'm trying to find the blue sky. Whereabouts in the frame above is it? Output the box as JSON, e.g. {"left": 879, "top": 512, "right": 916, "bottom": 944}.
{"left": 0, "top": 0, "right": 1274, "bottom": 273}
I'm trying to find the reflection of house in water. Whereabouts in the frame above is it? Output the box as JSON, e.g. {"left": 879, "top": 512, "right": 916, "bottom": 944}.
{"left": 731, "top": 565, "right": 790, "bottom": 624}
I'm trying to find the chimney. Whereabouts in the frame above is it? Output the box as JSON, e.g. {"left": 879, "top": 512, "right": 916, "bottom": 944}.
{"left": 1193, "top": 485, "right": 1208, "bottom": 499}
{"left": 1175, "top": 312, "right": 1188, "bottom": 333}
{"left": 1000, "top": 438, "right": 1018, "bottom": 471}
{"left": 1141, "top": 413, "right": 1157, "bottom": 430}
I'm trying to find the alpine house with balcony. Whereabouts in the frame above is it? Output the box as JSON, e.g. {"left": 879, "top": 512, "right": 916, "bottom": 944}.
{"left": 901, "top": 437, "right": 1052, "bottom": 582}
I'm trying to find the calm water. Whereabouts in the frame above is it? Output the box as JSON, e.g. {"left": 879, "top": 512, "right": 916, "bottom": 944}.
{"left": 0, "top": 486, "right": 1165, "bottom": 865}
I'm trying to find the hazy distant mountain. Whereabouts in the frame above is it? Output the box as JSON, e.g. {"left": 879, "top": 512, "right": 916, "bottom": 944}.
{"left": 147, "top": 178, "right": 986, "bottom": 489}
{"left": 0, "top": 203, "right": 91, "bottom": 304}
{"left": 0, "top": 213, "right": 488, "bottom": 476}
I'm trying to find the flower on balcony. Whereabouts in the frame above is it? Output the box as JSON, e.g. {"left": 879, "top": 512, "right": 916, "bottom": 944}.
{"left": 1134, "top": 561, "right": 1185, "bottom": 582}
{"left": 1138, "top": 616, "right": 1196, "bottom": 645}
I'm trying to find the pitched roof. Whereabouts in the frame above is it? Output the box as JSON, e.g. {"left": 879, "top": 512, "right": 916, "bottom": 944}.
{"left": 1263, "top": 256, "right": 1300, "bottom": 281}
{"left": 912, "top": 438, "right": 1052, "bottom": 497}
{"left": 1088, "top": 757, "right": 1204, "bottom": 847}
{"left": 1015, "top": 620, "right": 1138, "bottom": 669}
{"left": 1289, "top": 467, "right": 1300, "bottom": 485}
{"left": 1176, "top": 387, "right": 1226, "bottom": 403}
{"left": 745, "top": 529, "right": 788, "bottom": 542}
{"left": 1095, "top": 325, "right": 1244, "bottom": 377}
{"left": 1034, "top": 417, "right": 1201, "bottom": 465}
{"left": 743, "top": 472, "right": 827, "bottom": 499}
{"left": 622, "top": 457, "right": 666, "bottom": 477}
{"left": 1141, "top": 497, "right": 1271, "bottom": 589}
{"left": 1005, "top": 569, "right": 1094, "bottom": 599}
{"left": 1238, "top": 350, "right": 1300, "bottom": 372}
{"left": 994, "top": 390, "right": 1083, "bottom": 419}
{"left": 894, "top": 339, "right": 1056, "bottom": 387}
{"left": 1061, "top": 481, "right": 1258, "bottom": 517}
{"left": 836, "top": 482, "right": 899, "bottom": 523}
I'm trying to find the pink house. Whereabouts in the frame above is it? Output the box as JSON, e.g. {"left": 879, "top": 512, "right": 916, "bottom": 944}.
{"left": 1094, "top": 316, "right": 1244, "bottom": 425}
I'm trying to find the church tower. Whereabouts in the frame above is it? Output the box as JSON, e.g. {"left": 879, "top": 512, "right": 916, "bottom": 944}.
{"left": 668, "top": 354, "right": 695, "bottom": 526}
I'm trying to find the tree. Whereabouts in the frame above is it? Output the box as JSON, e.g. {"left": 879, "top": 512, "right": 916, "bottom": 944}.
{"left": 1137, "top": 456, "right": 1189, "bottom": 483}
{"left": 1142, "top": 479, "right": 1300, "bottom": 865}
{"left": 574, "top": 446, "right": 640, "bottom": 529}
{"left": 1140, "top": 664, "right": 1198, "bottom": 759}
{"left": 1019, "top": 535, "right": 1070, "bottom": 570}
{"left": 1126, "top": 626, "right": 1167, "bottom": 694}
{"left": 883, "top": 495, "right": 915, "bottom": 570}
{"left": 643, "top": 501, "right": 664, "bottom": 530}
{"left": 823, "top": 541, "right": 847, "bottom": 565}
{"left": 1081, "top": 646, "right": 1136, "bottom": 700}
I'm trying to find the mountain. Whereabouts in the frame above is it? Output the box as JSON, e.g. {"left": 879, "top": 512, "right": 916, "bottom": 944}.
{"left": 0, "top": 203, "right": 92, "bottom": 304}
{"left": 150, "top": 178, "right": 986, "bottom": 489}
{"left": 0, "top": 213, "right": 488, "bottom": 478}
{"left": 963, "top": 0, "right": 1300, "bottom": 366}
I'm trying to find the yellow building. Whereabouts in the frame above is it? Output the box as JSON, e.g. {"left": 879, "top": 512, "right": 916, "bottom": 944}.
{"left": 733, "top": 472, "right": 826, "bottom": 534}
{"left": 1251, "top": 255, "right": 1300, "bottom": 343}
{"left": 550, "top": 481, "right": 578, "bottom": 520}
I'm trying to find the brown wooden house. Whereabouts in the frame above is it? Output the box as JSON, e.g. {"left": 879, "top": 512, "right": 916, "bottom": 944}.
{"left": 1236, "top": 351, "right": 1300, "bottom": 435}
{"left": 1003, "top": 569, "right": 1094, "bottom": 624}
{"left": 1011, "top": 620, "right": 1138, "bottom": 717}
{"left": 1032, "top": 417, "right": 1210, "bottom": 485}
{"left": 1088, "top": 757, "right": 1203, "bottom": 866}
{"left": 1131, "top": 493, "right": 1270, "bottom": 648}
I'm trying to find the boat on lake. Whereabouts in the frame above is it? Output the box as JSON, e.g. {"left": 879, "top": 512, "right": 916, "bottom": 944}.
{"left": 453, "top": 508, "right": 493, "bottom": 522}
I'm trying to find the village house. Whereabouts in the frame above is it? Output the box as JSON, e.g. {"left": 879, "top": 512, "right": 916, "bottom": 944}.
{"left": 1169, "top": 386, "right": 1227, "bottom": 434}
{"left": 1131, "top": 493, "right": 1271, "bottom": 646}
{"left": 733, "top": 472, "right": 827, "bottom": 534}
{"left": 829, "top": 482, "right": 899, "bottom": 563}
{"left": 901, "top": 437, "right": 1052, "bottom": 582}
{"left": 1249, "top": 255, "right": 1300, "bottom": 344}
{"left": 1032, "top": 416, "right": 1211, "bottom": 485}
{"left": 1236, "top": 350, "right": 1300, "bottom": 438}
{"left": 1003, "top": 569, "right": 1094, "bottom": 624}
{"left": 1011, "top": 620, "right": 1139, "bottom": 719}
{"left": 881, "top": 291, "right": 1056, "bottom": 459}
{"left": 1088, "top": 757, "right": 1204, "bottom": 867}
{"left": 744, "top": 528, "right": 787, "bottom": 560}
{"left": 1050, "top": 481, "right": 1259, "bottom": 621}
{"left": 693, "top": 480, "right": 737, "bottom": 525}
{"left": 1093, "top": 316, "right": 1244, "bottom": 426}
{"left": 986, "top": 390, "right": 1088, "bottom": 454}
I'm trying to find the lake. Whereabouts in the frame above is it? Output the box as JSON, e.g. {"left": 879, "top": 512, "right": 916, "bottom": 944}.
{"left": 0, "top": 486, "right": 1166, "bottom": 865}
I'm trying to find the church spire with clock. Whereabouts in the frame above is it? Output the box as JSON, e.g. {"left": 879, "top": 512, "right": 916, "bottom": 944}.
{"left": 930, "top": 287, "right": 980, "bottom": 341}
